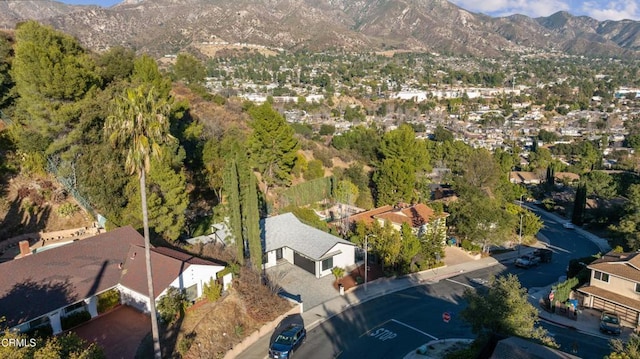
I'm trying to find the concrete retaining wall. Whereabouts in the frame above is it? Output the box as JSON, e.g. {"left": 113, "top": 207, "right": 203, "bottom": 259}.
{"left": 223, "top": 304, "right": 301, "bottom": 359}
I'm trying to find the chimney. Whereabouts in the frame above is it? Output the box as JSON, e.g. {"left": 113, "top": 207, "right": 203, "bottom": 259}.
{"left": 19, "top": 240, "right": 32, "bottom": 258}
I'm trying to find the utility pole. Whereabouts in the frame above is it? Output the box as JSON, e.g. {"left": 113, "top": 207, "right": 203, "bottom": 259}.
{"left": 364, "top": 235, "right": 368, "bottom": 291}
{"left": 364, "top": 234, "right": 375, "bottom": 291}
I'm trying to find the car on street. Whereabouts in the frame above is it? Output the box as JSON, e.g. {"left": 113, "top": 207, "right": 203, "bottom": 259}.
{"left": 269, "top": 324, "right": 306, "bottom": 358}
{"left": 563, "top": 222, "right": 575, "bottom": 229}
{"left": 599, "top": 312, "right": 621, "bottom": 335}
{"left": 515, "top": 255, "right": 540, "bottom": 268}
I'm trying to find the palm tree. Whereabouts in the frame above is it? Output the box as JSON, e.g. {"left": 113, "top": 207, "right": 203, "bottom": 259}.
{"left": 105, "top": 85, "right": 173, "bottom": 358}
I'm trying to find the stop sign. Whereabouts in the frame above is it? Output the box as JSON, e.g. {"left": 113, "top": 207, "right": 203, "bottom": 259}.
{"left": 443, "top": 312, "right": 451, "bottom": 323}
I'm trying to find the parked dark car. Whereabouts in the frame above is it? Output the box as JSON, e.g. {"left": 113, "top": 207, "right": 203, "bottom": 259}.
{"left": 269, "top": 324, "right": 306, "bottom": 358}
{"left": 599, "top": 312, "right": 621, "bottom": 335}
{"left": 533, "top": 248, "right": 553, "bottom": 263}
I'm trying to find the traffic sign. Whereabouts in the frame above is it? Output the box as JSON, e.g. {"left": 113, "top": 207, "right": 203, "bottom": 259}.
{"left": 442, "top": 312, "right": 451, "bottom": 323}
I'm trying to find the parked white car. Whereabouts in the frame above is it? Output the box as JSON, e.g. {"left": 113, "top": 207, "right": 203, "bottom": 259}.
{"left": 515, "top": 255, "right": 540, "bottom": 268}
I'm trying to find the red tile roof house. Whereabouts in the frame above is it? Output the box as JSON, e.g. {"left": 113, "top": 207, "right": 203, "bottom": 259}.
{"left": 347, "top": 203, "right": 449, "bottom": 241}
{"left": 0, "top": 226, "right": 227, "bottom": 335}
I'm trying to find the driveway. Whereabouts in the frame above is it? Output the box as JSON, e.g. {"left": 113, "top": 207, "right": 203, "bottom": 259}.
{"left": 266, "top": 247, "right": 477, "bottom": 312}
{"left": 266, "top": 261, "right": 339, "bottom": 310}
{"left": 72, "top": 305, "right": 150, "bottom": 359}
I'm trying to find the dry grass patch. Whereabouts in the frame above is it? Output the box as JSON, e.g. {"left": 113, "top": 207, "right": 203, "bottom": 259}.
{"left": 174, "top": 266, "right": 292, "bottom": 359}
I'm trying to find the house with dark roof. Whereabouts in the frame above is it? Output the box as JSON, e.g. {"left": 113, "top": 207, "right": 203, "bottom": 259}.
{"left": 578, "top": 251, "right": 640, "bottom": 328}
{"left": 0, "top": 226, "right": 227, "bottom": 335}
{"left": 347, "top": 203, "right": 448, "bottom": 241}
{"left": 262, "top": 213, "right": 356, "bottom": 278}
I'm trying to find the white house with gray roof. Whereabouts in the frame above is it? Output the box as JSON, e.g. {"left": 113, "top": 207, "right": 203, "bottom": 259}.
{"left": 261, "top": 213, "right": 356, "bottom": 278}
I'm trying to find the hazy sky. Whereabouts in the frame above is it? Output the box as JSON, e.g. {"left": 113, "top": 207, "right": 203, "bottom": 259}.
{"left": 59, "top": 0, "right": 640, "bottom": 21}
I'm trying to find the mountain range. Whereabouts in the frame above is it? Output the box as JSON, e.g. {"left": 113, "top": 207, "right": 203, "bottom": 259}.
{"left": 1, "top": 0, "right": 640, "bottom": 58}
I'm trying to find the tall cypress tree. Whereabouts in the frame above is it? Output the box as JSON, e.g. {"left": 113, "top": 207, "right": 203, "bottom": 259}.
{"left": 224, "top": 159, "right": 244, "bottom": 264}
{"left": 572, "top": 183, "right": 587, "bottom": 226}
{"left": 545, "top": 165, "right": 555, "bottom": 188}
{"left": 244, "top": 171, "right": 262, "bottom": 272}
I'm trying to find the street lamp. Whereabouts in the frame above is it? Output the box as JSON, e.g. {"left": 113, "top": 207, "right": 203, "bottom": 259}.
{"left": 518, "top": 194, "right": 524, "bottom": 256}
{"left": 518, "top": 213, "right": 523, "bottom": 256}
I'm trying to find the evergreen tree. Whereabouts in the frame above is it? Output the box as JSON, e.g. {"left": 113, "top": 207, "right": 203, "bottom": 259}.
{"left": 224, "top": 159, "right": 244, "bottom": 264}
{"left": 11, "top": 21, "right": 100, "bottom": 154}
{"left": 173, "top": 53, "right": 206, "bottom": 85}
{"left": 0, "top": 32, "right": 14, "bottom": 110}
{"left": 145, "top": 156, "right": 189, "bottom": 241}
{"left": 373, "top": 158, "right": 414, "bottom": 206}
{"left": 374, "top": 124, "right": 430, "bottom": 205}
{"left": 545, "top": 165, "right": 555, "bottom": 187}
{"left": 247, "top": 102, "right": 299, "bottom": 195}
{"left": 244, "top": 171, "right": 262, "bottom": 271}
{"left": 572, "top": 183, "right": 587, "bottom": 225}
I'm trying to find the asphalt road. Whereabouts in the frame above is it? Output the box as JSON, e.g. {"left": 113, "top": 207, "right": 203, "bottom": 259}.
{"left": 262, "top": 207, "right": 609, "bottom": 359}
{"left": 514, "top": 205, "right": 602, "bottom": 289}
{"left": 293, "top": 267, "right": 612, "bottom": 359}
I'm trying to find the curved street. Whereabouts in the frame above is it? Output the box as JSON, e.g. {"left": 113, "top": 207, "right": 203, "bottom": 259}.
{"left": 241, "top": 206, "right": 612, "bottom": 359}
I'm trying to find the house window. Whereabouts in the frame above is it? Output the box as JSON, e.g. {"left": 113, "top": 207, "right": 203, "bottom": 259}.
{"left": 28, "top": 316, "right": 50, "bottom": 330}
{"left": 636, "top": 283, "right": 640, "bottom": 293}
{"left": 322, "top": 257, "right": 333, "bottom": 271}
{"left": 64, "top": 301, "right": 86, "bottom": 315}
{"left": 594, "top": 271, "right": 609, "bottom": 283}
{"left": 185, "top": 283, "right": 198, "bottom": 302}
{"left": 276, "top": 248, "right": 283, "bottom": 260}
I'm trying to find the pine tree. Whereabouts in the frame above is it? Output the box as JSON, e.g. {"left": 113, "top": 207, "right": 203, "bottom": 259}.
{"left": 12, "top": 21, "right": 100, "bottom": 153}
{"left": 247, "top": 102, "right": 299, "bottom": 195}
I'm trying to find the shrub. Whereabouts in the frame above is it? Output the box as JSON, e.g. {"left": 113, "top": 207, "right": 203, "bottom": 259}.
{"left": 303, "top": 159, "right": 324, "bottom": 180}
{"left": 461, "top": 239, "right": 481, "bottom": 253}
{"left": 331, "top": 267, "right": 345, "bottom": 281}
{"left": 57, "top": 202, "right": 79, "bottom": 217}
{"left": 157, "top": 287, "right": 188, "bottom": 323}
{"left": 61, "top": 311, "right": 91, "bottom": 330}
{"left": 177, "top": 332, "right": 196, "bottom": 355}
{"left": 203, "top": 278, "right": 222, "bottom": 302}
{"left": 24, "top": 324, "right": 53, "bottom": 339}
{"left": 97, "top": 288, "right": 121, "bottom": 313}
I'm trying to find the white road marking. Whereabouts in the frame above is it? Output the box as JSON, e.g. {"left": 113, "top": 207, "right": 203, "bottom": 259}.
{"left": 390, "top": 319, "right": 438, "bottom": 340}
{"left": 446, "top": 278, "right": 475, "bottom": 289}
{"left": 545, "top": 243, "right": 570, "bottom": 254}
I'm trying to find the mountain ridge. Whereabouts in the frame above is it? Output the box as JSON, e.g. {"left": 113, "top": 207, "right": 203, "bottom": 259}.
{"left": 1, "top": 0, "right": 639, "bottom": 57}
